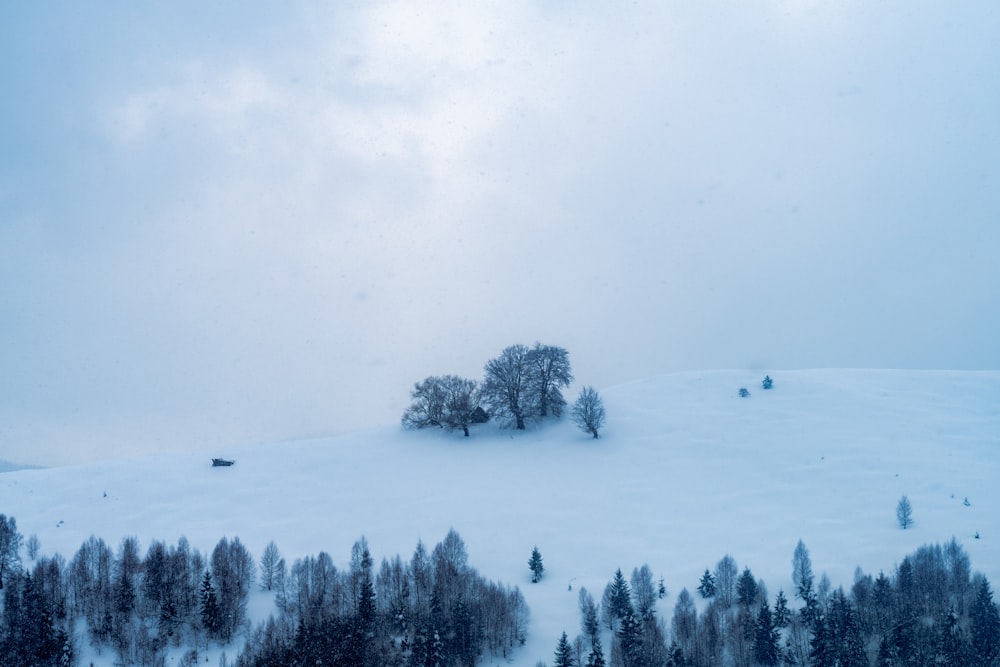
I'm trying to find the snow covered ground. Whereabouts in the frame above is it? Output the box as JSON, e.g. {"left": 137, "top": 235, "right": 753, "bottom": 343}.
{"left": 2, "top": 369, "right": 998, "bottom": 666}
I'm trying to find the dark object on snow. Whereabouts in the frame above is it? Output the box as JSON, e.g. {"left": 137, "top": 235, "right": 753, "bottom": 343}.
{"left": 470, "top": 406, "right": 490, "bottom": 424}
{"left": 762, "top": 375, "right": 773, "bottom": 390}
{"left": 738, "top": 387, "right": 751, "bottom": 398}
{"left": 212, "top": 458, "right": 235, "bottom": 467}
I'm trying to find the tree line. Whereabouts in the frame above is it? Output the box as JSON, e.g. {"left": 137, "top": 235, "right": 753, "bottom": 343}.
{"left": 402, "top": 342, "right": 606, "bottom": 438}
{"left": 238, "top": 529, "right": 528, "bottom": 667}
{"left": 1, "top": 515, "right": 257, "bottom": 667}
{"left": 0, "top": 515, "right": 528, "bottom": 667}
{"left": 547, "top": 538, "right": 1000, "bottom": 667}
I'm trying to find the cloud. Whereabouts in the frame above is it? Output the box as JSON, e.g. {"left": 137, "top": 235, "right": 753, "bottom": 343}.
{"left": 1, "top": 1, "right": 998, "bottom": 465}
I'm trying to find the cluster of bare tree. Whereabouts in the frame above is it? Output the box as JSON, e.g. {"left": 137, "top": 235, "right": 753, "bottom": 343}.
{"left": 237, "top": 529, "right": 528, "bottom": 667}
{"left": 549, "top": 538, "right": 1000, "bottom": 667}
{"left": 402, "top": 343, "right": 606, "bottom": 438}
{"left": 0, "top": 517, "right": 528, "bottom": 667}
{"left": 403, "top": 342, "right": 573, "bottom": 435}
{"left": 0, "top": 516, "right": 256, "bottom": 667}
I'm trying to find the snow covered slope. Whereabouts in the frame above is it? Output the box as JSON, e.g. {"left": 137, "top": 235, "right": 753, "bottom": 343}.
{"left": 2, "top": 369, "right": 998, "bottom": 666}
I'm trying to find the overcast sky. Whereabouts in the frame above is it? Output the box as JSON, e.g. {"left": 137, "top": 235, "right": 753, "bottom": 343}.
{"left": 2, "top": 1, "right": 998, "bottom": 466}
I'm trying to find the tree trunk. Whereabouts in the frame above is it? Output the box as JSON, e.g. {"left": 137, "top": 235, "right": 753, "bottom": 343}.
{"left": 516, "top": 415, "right": 525, "bottom": 430}
{"left": 462, "top": 426, "right": 469, "bottom": 437}
{"left": 591, "top": 429, "right": 599, "bottom": 439}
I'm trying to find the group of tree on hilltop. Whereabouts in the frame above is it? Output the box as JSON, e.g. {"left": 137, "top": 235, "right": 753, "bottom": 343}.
{"left": 402, "top": 343, "right": 606, "bottom": 438}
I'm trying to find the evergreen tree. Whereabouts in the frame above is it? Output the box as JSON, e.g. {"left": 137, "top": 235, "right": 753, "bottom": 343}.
{"left": 579, "top": 587, "right": 600, "bottom": 644}
{"left": 697, "top": 570, "right": 716, "bottom": 599}
{"left": 810, "top": 589, "right": 867, "bottom": 667}
{"left": 608, "top": 569, "right": 633, "bottom": 628}
{"left": 753, "top": 602, "right": 780, "bottom": 666}
{"left": 616, "top": 606, "right": 644, "bottom": 667}
{"left": 428, "top": 628, "right": 445, "bottom": 667}
{"left": 199, "top": 571, "right": 220, "bottom": 639}
{"left": 937, "top": 607, "right": 968, "bottom": 665}
{"left": 451, "top": 595, "right": 476, "bottom": 667}
{"left": 872, "top": 570, "right": 894, "bottom": 637}
{"left": 0, "top": 514, "right": 22, "bottom": 591}
{"left": 971, "top": 577, "right": 1000, "bottom": 666}
{"left": 736, "top": 567, "right": 759, "bottom": 608}
{"left": 773, "top": 590, "right": 791, "bottom": 628}
{"left": 554, "top": 631, "right": 576, "bottom": 667}
{"left": 586, "top": 635, "right": 607, "bottom": 667}
{"left": 529, "top": 547, "right": 544, "bottom": 583}
{"left": 665, "top": 641, "right": 685, "bottom": 667}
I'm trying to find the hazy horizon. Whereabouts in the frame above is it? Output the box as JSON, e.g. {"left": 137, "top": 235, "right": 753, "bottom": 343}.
{"left": 2, "top": 1, "right": 998, "bottom": 466}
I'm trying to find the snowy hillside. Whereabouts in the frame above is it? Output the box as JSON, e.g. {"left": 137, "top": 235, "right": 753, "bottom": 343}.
{"left": 2, "top": 369, "right": 998, "bottom": 666}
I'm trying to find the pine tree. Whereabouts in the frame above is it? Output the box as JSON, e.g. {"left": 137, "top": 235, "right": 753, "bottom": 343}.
{"left": 971, "top": 577, "right": 1000, "bottom": 666}
{"left": 579, "top": 587, "right": 600, "bottom": 644}
{"left": 199, "top": 571, "right": 220, "bottom": 639}
{"left": 428, "top": 628, "right": 445, "bottom": 667}
{"left": 937, "top": 607, "right": 968, "bottom": 665}
{"left": 697, "top": 570, "right": 716, "bottom": 599}
{"left": 737, "top": 567, "right": 759, "bottom": 608}
{"left": 753, "top": 602, "right": 780, "bottom": 666}
{"left": 810, "top": 590, "right": 867, "bottom": 667}
{"left": 609, "top": 569, "right": 633, "bottom": 626}
{"left": 586, "top": 635, "right": 606, "bottom": 667}
{"left": 554, "top": 631, "right": 576, "bottom": 667}
{"left": 616, "top": 606, "right": 644, "bottom": 667}
{"left": 529, "top": 547, "right": 544, "bottom": 583}
{"left": 0, "top": 514, "right": 22, "bottom": 591}
{"left": 773, "top": 590, "right": 791, "bottom": 628}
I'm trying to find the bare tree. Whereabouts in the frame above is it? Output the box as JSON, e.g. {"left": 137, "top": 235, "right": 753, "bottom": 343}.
{"left": 402, "top": 375, "right": 482, "bottom": 436}
{"left": 630, "top": 564, "right": 657, "bottom": 619}
{"left": 482, "top": 344, "right": 533, "bottom": 430}
{"left": 527, "top": 343, "right": 573, "bottom": 418}
{"left": 714, "top": 555, "right": 738, "bottom": 608}
{"left": 259, "top": 541, "right": 281, "bottom": 591}
{"left": 211, "top": 536, "right": 255, "bottom": 641}
{"left": 571, "top": 387, "right": 606, "bottom": 439}
{"left": 26, "top": 533, "right": 40, "bottom": 561}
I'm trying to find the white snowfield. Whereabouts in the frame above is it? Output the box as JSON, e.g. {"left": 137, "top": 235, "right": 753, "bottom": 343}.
{"left": 2, "top": 369, "right": 998, "bottom": 666}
